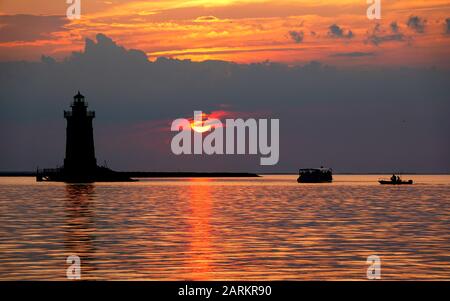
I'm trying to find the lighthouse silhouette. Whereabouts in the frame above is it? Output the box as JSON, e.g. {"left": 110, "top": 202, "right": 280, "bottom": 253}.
{"left": 36, "top": 91, "right": 133, "bottom": 182}
{"left": 64, "top": 91, "right": 97, "bottom": 173}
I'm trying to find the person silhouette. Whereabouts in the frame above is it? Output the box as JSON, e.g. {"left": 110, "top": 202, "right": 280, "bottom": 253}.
{"left": 391, "top": 174, "right": 397, "bottom": 183}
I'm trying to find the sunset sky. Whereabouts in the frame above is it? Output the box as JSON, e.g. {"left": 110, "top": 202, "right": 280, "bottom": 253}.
{"left": 1, "top": 0, "right": 450, "bottom": 66}
{"left": 1, "top": 1, "right": 449, "bottom": 173}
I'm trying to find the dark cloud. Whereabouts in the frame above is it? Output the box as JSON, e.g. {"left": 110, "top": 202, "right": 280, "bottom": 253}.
{"left": 347, "top": 30, "right": 354, "bottom": 39}
{"left": 407, "top": 16, "right": 426, "bottom": 33}
{"left": 331, "top": 52, "right": 375, "bottom": 58}
{"left": 0, "top": 34, "right": 449, "bottom": 173}
{"left": 373, "top": 23, "right": 381, "bottom": 33}
{"left": 367, "top": 33, "right": 405, "bottom": 45}
{"left": 328, "top": 24, "right": 354, "bottom": 39}
{"left": 0, "top": 14, "right": 68, "bottom": 42}
{"left": 390, "top": 21, "right": 399, "bottom": 33}
{"left": 288, "top": 30, "right": 304, "bottom": 43}
{"left": 445, "top": 18, "right": 450, "bottom": 35}
{"left": 81, "top": 33, "right": 148, "bottom": 62}
{"left": 366, "top": 23, "right": 405, "bottom": 45}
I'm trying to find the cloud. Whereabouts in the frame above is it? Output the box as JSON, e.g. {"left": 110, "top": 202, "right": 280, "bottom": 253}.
{"left": 328, "top": 24, "right": 353, "bottom": 39}
{"left": 194, "top": 16, "right": 221, "bottom": 23}
{"left": 407, "top": 16, "right": 426, "bottom": 33}
{"left": 331, "top": 52, "right": 375, "bottom": 58}
{"left": 0, "top": 34, "right": 449, "bottom": 173}
{"left": 0, "top": 14, "right": 68, "bottom": 42}
{"left": 71, "top": 33, "right": 148, "bottom": 64}
{"left": 445, "top": 18, "right": 450, "bottom": 35}
{"left": 390, "top": 22, "right": 399, "bottom": 33}
{"left": 367, "top": 33, "right": 405, "bottom": 45}
{"left": 365, "top": 23, "right": 405, "bottom": 46}
{"left": 288, "top": 30, "right": 304, "bottom": 43}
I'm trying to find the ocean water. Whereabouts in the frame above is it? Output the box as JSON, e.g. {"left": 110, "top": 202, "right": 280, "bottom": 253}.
{"left": 0, "top": 175, "right": 449, "bottom": 280}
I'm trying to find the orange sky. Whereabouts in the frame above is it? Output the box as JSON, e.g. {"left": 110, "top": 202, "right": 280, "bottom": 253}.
{"left": 1, "top": 0, "right": 449, "bottom": 66}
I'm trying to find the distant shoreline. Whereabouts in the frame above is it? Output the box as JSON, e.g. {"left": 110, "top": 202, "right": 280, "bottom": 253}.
{"left": 1, "top": 171, "right": 449, "bottom": 177}
{"left": 0, "top": 171, "right": 260, "bottom": 178}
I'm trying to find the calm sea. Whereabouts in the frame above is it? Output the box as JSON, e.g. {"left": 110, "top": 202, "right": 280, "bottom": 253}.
{"left": 0, "top": 175, "right": 449, "bottom": 280}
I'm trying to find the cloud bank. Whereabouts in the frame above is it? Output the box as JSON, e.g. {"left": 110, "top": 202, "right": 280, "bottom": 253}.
{"left": 0, "top": 34, "right": 449, "bottom": 173}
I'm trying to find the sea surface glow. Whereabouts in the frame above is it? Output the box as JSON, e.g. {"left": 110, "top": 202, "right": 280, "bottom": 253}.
{"left": 0, "top": 175, "right": 449, "bottom": 280}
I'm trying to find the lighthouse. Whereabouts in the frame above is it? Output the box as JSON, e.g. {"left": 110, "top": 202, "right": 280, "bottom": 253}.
{"left": 36, "top": 91, "right": 133, "bottom": 182}
{"left": 63, "top": 91, "right": 97, "bottom": 173}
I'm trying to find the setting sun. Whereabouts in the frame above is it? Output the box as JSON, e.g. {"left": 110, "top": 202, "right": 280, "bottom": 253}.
{"left": 191, "top": 120, "right": 211, "bottom": 133}
{"left": 190, "top": 112, "right": 212, "bottom": 133}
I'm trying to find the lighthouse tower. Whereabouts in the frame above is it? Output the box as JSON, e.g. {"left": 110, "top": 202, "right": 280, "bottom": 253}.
{"left": 63, "top": 91, "right": 97, "bottom": 173}
{"left": 36, "top": 91, "right": 132, "bottom": 182}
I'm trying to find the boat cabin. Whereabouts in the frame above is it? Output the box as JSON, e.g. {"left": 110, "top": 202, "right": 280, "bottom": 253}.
{"left": 297, "top": 168, "right": 333, "bottom": 183}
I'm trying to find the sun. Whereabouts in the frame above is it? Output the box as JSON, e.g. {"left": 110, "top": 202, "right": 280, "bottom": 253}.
{"left": 191, "top": 120, "right": 211, "bottom": 133}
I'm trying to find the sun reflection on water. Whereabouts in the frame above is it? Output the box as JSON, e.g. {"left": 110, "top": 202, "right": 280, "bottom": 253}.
{"left": 185, "top": 179, "right": 215, "bottom": 280}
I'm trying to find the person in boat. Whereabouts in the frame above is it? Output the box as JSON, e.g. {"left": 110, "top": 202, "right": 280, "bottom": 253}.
{"left": 391, "top": 174, "right": 397, "bottom": 183}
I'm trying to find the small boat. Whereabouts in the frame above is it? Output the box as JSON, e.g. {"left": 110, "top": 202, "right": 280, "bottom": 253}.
{"left": 378, "top": 179, "right": 413, "bottom": 185}
{"left": 297, "top": 167, "right": 332, "bottom": 183}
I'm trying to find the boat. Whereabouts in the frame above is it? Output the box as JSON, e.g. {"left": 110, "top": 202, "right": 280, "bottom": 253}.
{"left": 379, "top": 179, "right": 413, "bottom": 185}
{"left": 297, "top": 167, "right": 332, "bottom": 183}
{"left": 379, "top": 174, "right": 413, "bottom": 185}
